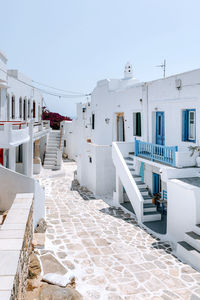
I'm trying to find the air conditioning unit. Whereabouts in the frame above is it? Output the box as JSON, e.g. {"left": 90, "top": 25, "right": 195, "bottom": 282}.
{"left": 175, "top": 79, "right": 182, "bottom": 90}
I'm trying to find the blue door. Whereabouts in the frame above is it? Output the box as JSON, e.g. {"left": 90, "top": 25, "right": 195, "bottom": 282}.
{"left": 153, "top": 173, "right": 160, "bottom": 194}
{"left": 156, "top": 112, "right": 165, "bottom": 145}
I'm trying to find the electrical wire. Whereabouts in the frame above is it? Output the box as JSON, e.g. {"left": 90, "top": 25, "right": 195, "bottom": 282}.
{"left": 33, "top": 80, "right": 84, "bottom": 95}
{"left": 0, "top": 67, "right": 90, "bottom": 99}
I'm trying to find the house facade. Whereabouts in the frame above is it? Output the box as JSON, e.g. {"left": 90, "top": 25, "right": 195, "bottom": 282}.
{"left": 0, "top": 50, "right": 51, "bottom": 176}
{"left": 64, "top": 63, "right": 200, "bottom": 269}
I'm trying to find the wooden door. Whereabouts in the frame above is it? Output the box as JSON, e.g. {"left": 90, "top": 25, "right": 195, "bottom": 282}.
{"left": 116, "top": 113, "right": 125, "bottom": 141}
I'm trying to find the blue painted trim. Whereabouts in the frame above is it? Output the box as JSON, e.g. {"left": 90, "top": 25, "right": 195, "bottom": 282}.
{"left": 156, "top": 112, "right": 165, "bottom": 146}
{"left": 163, "top": 190, "right": 167, "bottom": 200}
{"left": 139, "top": 162, "right": 144, "bottom": 183}
{"left": 153, "top": 173, "right": 160, "bottom": 194}
{"left": 135, "top": 139, "right": 178, "bottom": 167}
{"left": 182, "top": 109, "right": 196, "bottom": 143}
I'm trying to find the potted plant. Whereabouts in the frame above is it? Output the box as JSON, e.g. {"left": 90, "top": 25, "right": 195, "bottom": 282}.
{"left": 188, "top": 145, "right": 200, "bottom": 167}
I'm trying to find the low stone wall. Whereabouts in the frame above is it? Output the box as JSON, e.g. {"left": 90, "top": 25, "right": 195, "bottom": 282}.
{"left": 0, "top": 193, "right": 33, "bottom": 300}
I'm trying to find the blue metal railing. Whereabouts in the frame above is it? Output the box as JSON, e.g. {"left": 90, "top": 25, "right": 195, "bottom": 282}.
{"left": 135, "top": 138, "right": 178, "bottom": 167}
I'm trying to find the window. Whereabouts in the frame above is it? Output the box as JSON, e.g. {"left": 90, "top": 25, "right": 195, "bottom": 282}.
{"left": 33, "top": 101, "right": 36, "bottom": 118}
{"left": 23, "top": 99, "right": 26, "bottom": 120}
{"left": 16, "top": 144, "right": 23, "bottom": 163}
{"left": 11, "top": 96, "right": 15, "bottom": 119}
{"left": 133, "top": 112, "right": 141, "bottom": 136}
{"left": 182, "top": 109, "right": 196, "bottom": 142}
{"left": 92, "top": 113, "right": 95, "bottom": 130}
{"left": 28, "top": 99, "right": 31, "bottom": 118}
{"left": 19, "top": 97, "right": 22, "bottom": 118}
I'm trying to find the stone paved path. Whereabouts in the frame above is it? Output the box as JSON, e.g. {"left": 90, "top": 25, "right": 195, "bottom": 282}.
{"left": 36, "top": 161, "right": 200, "bottom": 300}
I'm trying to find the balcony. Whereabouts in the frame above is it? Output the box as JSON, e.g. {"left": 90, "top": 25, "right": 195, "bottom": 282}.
{"left": 0, "top": 121, "right": 29, "bottom": 148}
{"left": 135, "top": 139, "right": 178, "bottom": 167}
{"left": 33, "top": 120, "right": 51, "bottom": 140}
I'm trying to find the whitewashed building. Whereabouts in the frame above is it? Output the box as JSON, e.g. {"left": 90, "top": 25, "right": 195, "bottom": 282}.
{"left": 0, "top": 50, "right": 51, "bottom": 176}
{"left": 64, "top": 63, "right": 200, "bottom": 270}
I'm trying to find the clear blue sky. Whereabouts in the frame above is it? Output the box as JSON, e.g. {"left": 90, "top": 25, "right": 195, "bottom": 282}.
{"left": 0, "top": 0, "right": 200, "bottom": 117}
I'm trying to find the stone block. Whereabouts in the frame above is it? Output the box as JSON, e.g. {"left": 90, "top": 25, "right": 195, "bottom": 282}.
{"left": 0, "top": 291, "right": 11, "bottom": 300}
{"left": 32, "top": 233, "right": 45, "bottom": 249}
{"left": 0, "top": 276, "right": 15, "bottom": 290}
{"left": 0, "top": 251, "right": 20, "bottom": 275}
{"left": 0, "top": 239, "right": 23, "bottom": 251}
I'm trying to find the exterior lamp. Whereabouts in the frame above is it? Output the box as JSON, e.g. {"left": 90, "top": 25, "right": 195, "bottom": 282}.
{"left": 105, "top": 118, "right": 110, "bottom": 124}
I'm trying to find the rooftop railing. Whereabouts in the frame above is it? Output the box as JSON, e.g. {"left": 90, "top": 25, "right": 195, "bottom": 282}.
{"left": 135, "top": 138, "right": 178, "bottom": 167}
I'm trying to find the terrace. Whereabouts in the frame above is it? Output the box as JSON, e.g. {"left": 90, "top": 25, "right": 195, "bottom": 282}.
{"left": 0, "top": 121, "right": 29, "bottom": 148}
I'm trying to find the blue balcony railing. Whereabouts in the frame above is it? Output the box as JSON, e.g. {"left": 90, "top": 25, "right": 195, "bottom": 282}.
{"left": 135, "top": 139, "right": 178, "bottom": 167}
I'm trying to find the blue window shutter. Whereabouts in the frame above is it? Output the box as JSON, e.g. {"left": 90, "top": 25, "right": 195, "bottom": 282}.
{"left": 139, "top": 162, "right": 144, "bottom": 183}
{"left": 182, "top": 110, "right": 188, "bottom": 141}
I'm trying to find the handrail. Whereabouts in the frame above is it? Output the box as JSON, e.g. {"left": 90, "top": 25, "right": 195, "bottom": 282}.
{"left": 0, "top": 122, "right": 27, "bottom": 130}
{"left": 59, "top": 127, "right": 63, "bottom": 150}
{"left": 112, "top": 142, "right": 144, "bottom": 222}
{"left": 135, "top": 138, "right": 178, "bottom": 167}
{"left": 0, "top": 121, "right": 26, "bottom": 123}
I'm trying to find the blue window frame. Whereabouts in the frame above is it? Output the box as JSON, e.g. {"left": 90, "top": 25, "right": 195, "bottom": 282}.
{"left": 182, "top": 109, "right": 196, "bottom": 142}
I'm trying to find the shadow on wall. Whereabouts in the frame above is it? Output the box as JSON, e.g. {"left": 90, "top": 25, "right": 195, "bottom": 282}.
{"left": 0, "top": 165, "right": 44, "bottom": 228}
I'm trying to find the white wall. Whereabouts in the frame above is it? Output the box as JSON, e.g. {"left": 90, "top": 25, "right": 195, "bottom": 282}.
{"left": 77, "top": 142, "right": 115, "bottom": 196}
{"left": 148, "top": 69, "right": 200, "bottom": 150}
{"left": 0, "top": 165, "right": 45, "bottom": 228}
{"left": 167, "top": 179, "right": 200, "bottom": 242}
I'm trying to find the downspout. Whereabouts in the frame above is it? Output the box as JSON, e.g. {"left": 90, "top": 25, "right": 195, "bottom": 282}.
{"left": 144, "top": 82, "right": 149, "bottom": 143}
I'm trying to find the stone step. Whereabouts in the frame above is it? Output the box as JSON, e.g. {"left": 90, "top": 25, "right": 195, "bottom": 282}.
{"left": 143, "top": 211, "right": 161, "bottom": 222}
{"left": 44, "top": 158, "right": 57, "bottom": 163}
{"left": 132, "top": 175, "right": 141, "bottom": 182}
{"left": 176, "top": 241, "right": 200, "bottom": 271}
{"left": 136, "top": 181, "right": 147, "bottom": 189}
{"left": 45, "top": 154, "right": 57, "bottom": 158}
{"left": 46, "top": 151, "right": 57, "bottom": 155}
{"left": 143, "top": 203, "right": 157, "bottom": 213}
{"left": 185, "top": 231, "right": 200, "bottom": 252}
{"left": 44, "top": 160, "right": 56, "bottom": 165}
{"left": 43, "top": 165, "right": 54, "bottom": 169}
{"left": 124, "top": 157, "right": 134, "bottom": 161}
{"left": 139, "top": 188, "right": 148, "bottom": 196}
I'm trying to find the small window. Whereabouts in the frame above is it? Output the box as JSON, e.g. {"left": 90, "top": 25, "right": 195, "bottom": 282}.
{"left": 28, "top": 99, "right": 31, "bottom": 118}
{"left": 16, "top": 144, "right": 23, "bottom": 163}
{"left": 182, "top": 109, "right": 196, "bottom": 142}
{"left": 92, "top": 113, "right": 95, "bottom": 130}
{"left": 64, "top": 140, "right": 66, "bottom": 147}
{"left": 33, "top": 101, "right": 36, "bottom": 118}
{"left": 133, "top": 112, "right": 141, "bottom": 136}
{"left": 19, "top": 97, "right": 22, "bottom": 118}
{"left": 11, "top": 96, "right": 15, "bottom": 119}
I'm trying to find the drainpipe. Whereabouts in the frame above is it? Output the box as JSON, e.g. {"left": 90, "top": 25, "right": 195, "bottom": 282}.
{"left": 146, "top": 83, "right": 149, "bottom": 143}
{"left": 144, "top": 82, "right": 149, "bottom": 143}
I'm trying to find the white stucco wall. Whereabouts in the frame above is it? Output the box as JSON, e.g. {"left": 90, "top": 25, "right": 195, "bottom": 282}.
{"left": 167, "top": 179, "right": 200, "bottom": 242}
{"left": 0, "top": 165, "right": 45, "bottom": 228}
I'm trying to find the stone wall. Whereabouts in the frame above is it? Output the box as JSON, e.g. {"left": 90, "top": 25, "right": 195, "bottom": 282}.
{"left": 0, "top": 193, "right": 33, "bottom": 300}
{"left": 12, "top": 201, "right": 33, "bottom": 300}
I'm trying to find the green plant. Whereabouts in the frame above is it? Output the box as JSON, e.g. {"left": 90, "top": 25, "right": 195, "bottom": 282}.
{"left": 188, "top": 145, "right": 200, "bottom": 157}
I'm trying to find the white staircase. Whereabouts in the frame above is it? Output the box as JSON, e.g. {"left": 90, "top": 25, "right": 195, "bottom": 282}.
{"left": 44, "top": 130, "right": 63, "bottom": 170}
{"left": 112, "top": 142, "right": 161, "bottom": 223}
{"left": 176, "top": 225, "right": 200, "bottom": 271}
{"left": 124, "top": 154, "right": 161, "bottom": 222}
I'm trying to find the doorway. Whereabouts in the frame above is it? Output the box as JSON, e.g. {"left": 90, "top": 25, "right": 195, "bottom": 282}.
{"left": 116, "top": 113, "right": 125, "bottom": 142}
{"left": 153, "top": 173, "right": 161, "bottom": 194}
{"left": 0, "top": 149, "right": 3, "bottom": 165}
{"left": 156, "top": 112, "right": 165, "bottom": 145}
